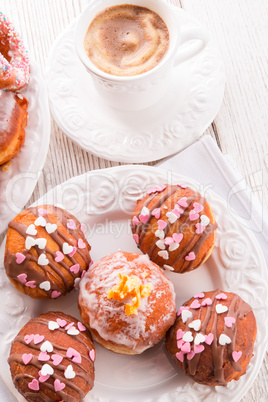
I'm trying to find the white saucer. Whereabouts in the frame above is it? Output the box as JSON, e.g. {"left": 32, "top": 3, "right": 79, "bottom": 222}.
{"left": 0, "top": 165, "right": 267, "bottom": 402}
{"left": 0, "top": 60, "right": 50, "bottom": 235}
{"left": 45, "top": 8, "right": 225, "bottom": 163}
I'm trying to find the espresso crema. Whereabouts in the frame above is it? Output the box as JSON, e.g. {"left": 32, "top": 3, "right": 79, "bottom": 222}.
{"left": 83, "top": 4, "right": 170, "bottom": 76}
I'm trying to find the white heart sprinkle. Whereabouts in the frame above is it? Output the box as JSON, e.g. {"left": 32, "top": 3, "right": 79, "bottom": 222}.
{"left": 169, "top": 242, "right": 179, "bottom": 252}
{"left": 189, "top": 319, "right": 201, "bottom": 331}
{"left": 158, "top": 250, "right": 169, "bottom": 260}
{"left": 35, "top": 238, "right": 47, "bottom": 249}
{"left": 156, "top": 240, "right": 165, "bottom": 250}
{"left": 40, "top": 341, "right": 53, "bottom": 353}
{"left": 64, "top": 364, "right": 76, "bottom": 379}
{"left": 181, "top": 310, "right": 192, "bottom": 323}
{"left": 25, "top": 236, "right": 36, "bottom": 250}
{"left": 41, "top": 364, "right": 54, "bottom": 376}
{"left": 194, "top": 333, "right": 206, "bottom": 345}
{"left": 39, "top": 281, "right": 51, "bottom": 291}
{"left": 219, "top": 334, "right": 231, "bottom": 345}
{"left": 67, "top": 327, "right": 79, "bottom": 336}
{"left": 200, "top": 215, "right": 210, "bottom": 226}
{"left": 34, "top": 216, "right": 47, "bottom": 227}
{"left": 216, "top": 304, "right": 228, "bottom": 314}
{"left": 182, "top": 331, "right": 193, "bottom": 342}
{"left": 163, "top": 265, "right": 174, "bottom": 271}
{"left": 74, "top": 278, "right": 81, "bottom": 288}
{"left": 166, "top": 212, "right": 178, "bottom": 224}
{"left": 38, "top": 254, "right": 49, "bottom": 266}
{"left": 26, "top": 224, "right": 37, "bottom": 236}
{"left": 155, "top": 230, "right": 165, "bottom": 239}
{"left": 46, "top": 223, "right": 57, "bottom": 234}
{"left": 48, "top": 321, "right": 60, "bottom": 331}
{"left": 140, "top": 206, "right": 149, "bottom": 215}
{"left": 63, "top": 242, "right": 73, "bottom": 255}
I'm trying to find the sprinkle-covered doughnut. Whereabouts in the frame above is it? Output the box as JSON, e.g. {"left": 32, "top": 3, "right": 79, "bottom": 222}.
{"left": 0, "top": 12, "right": 30, "bottom": 90}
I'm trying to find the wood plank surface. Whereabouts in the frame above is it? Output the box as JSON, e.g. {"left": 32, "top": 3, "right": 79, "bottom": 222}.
{"left": 1, "top": 0, "right": 268, "bottom": 400}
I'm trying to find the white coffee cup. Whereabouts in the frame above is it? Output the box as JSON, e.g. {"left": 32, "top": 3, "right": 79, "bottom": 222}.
{"left": 75, "top": 0, "right": 209, "bottom": 111}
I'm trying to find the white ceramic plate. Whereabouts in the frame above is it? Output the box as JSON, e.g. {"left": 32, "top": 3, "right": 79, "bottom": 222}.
{"left": 0, "top": 59, "right": 50, "bottom": 235}
{"left": 0, "top": 165, "right": 267, "bottom": 402}
{"left": 45, "top": 7, "right": 225, "bottom": 163}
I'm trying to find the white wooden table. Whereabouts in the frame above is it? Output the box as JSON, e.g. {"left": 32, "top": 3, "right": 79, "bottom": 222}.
{"left": 1, "top": 0, "right": 268, "bottom": 400}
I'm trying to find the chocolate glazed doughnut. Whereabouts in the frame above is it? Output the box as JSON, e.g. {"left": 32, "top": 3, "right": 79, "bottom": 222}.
{"left": 4, "top": 205, "right": 91, "bottom": 299}
{"left": 165, "top": 290, "right": 257, "bottom": 386}
{"left": 131, "top": 184, "right": 217, "bottom": 273}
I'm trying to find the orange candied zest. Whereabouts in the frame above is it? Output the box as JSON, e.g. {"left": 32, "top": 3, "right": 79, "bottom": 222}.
{"left": 107, "top": 273, "right": 153, "bottom": 315}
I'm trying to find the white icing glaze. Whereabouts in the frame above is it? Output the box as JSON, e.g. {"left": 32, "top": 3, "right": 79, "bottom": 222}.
{"left": 79, "top": 251, "right": 176, "bottom": 353}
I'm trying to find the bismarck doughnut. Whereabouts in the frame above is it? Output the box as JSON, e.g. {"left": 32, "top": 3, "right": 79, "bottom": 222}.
{"left": 78, "top": 250, "right": 176, "bottom": 355}
{"left": 0, "top": 90, "right": 28, "bottom": 165}
{"left": 4, "top": 205, "right": 91, "bottom": 299}
{"left": 0, "top": 12, "right": 30, "bottom": 90}
{"left": 8, "top": 311, "right": 95, "bottom": 401}
{"left": 131, "top": 184, "right": 217, "bottom": 273}
{"left": 165, "top": 290, "right": 257, "bottom": 386}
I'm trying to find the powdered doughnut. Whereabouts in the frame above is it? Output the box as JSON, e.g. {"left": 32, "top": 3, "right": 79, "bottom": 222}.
{"left": 0, "top": 12, "right": 30, "bottom": 90}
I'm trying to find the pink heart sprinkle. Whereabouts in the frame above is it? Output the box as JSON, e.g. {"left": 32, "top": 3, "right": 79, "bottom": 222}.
{"left": 193, "top": 202, "right": 204, "bottom": 213}
{"left": 66, "top": 347, "right": 78, "bottom": 358}
{"left": 17, "top": 273, "right": 27, "bottom": 284}
{"left": 51, "top": 354, "right": 63, "bottom": 366}
{"left": 78, "top": 322, "right": 86, "bottom": 332}
{"left": 172, "top": 208, "right": 181, "bottom": 218}
{"left": 232, "top": 351, "right": 242, "bottom": 362}
{"left": 81, "top": 270, "right": 86, "bottom": 278}
{"left": 158, "top": 219, "right": 167, "bottom": 230}
{"left": 38, "top": 372, "right": 50, "bottom": 383}
{"left": 22, "top": 353, "right": 33, "bottom": 365}
{"left": 28, "top": 379, "right": 39, "bottom": 391}
{"left": 38, "top": 352, "right": 50, "bottom": 361}
{"left": 187, "top": 350, "right": 196, "bottom": 361}
{"left": 38, "top": 208, "right": 48, "bottom": 216}
{"left": 181, "top": 342, "right": 191, "bottom": 354}
{"left": 177, "top": 197, "right": 188, "bottom": 207}
{"left": 194, "top": 344, "right": 205, "bottom": 353}
{"left": 72, "top": 354, "right": 82, "bottom": 364}
{"left": 190, "top": 300, "right": 201, "bottom": 309}
{"left": 216, "top": 293, "right": 227, "bottom": 300}
{"left": 189, "top": 210, "right": 199, "bottom": 221}
{"left": 174, "top": 205, "right": 184, "bottom": 214}
{"left": 139, "top": 214, "right": 149, "bottom": 224}
{"left": 194, "top": 293, "right": 205, "bottom": 299}
{"left": 16, "top": 253, "right": 26, "bottom": 264}
{"left": 54, "top": 379, "right": 66, "bottom": 392}
{"left": 177, "top": 306, "right": 190, "bottom": 316}
{"left": 173, "top": 233, "right": 183, "bottom": 244}
{"left": 185, "top": 252, "right": 196, "bottom": 261}
{"left": 164, "top": 236, "right": 174, "bottom": 245}
{"left": 147, "top": 185, "right": 166, "bottom": 194}
{"left": 177, "top": 339, "right": 184, "bottom": 349}
{"left": 68, "top": 246, "right": 77, "bottom": 257}
{"left": 70, "top": 264, "right": 80, "bottom": 274}
{"left": 225, "top": 317, "right": 236, "bottom": 328}
{"left": 195, "top": 223, "right": 206, "bottom": 234}
{"left": 78, "top": 238, "right": 86, "bottom": 249}
{"left": 65, "top": 322, "right": 74, "bottom": 331}
{"left": 201, "top": 298, "right": 212, "bottom": 306}
{"left": 24, "top": 334, "right": 34, "bottom": 344}
{"left": 67, "top": 219, "right": 77, "bottom": 230}
{"left": 176, "top": 329, "right": 185, "bottom": 340}
{"left": 205, "top": 333, "right": 214, "bottom": 345}
{"left": 56, "top": 318, "right": 67, "bottom": 327}
{"left": 25, "top": 281, "right": 36, "bottom": 288}
{"left": 34, "top": 334, "right": 44, "bottom": 344}
{"left": 175, "top": 351, "right": 184, "bottom": 363}
{"left": 51, "top": 290, "right": 61, "bottom": 299}
{"left": 80, "top": 223, "right": 85, "bottom": 233}
{"left": 55, "top": 251, "right": 64, "bottom": 262}
{"left": 89, "top": 349, "right": 95, "bottom": 362}
{"left": 132, "top": 216, "right": 139, "bottom": 226}
{"left": 133, "top": 234, "right": 139, "bottom": 244}
{"left": 152, "top": 208, "right": 161, "bottom": 219}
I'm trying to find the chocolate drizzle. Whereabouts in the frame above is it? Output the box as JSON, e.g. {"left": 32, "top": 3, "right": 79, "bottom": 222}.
{"left": 132, "top": 185, "right": 217, "bottom": 273}
{"left": 8, "top": 312, "right": 95, "bottom": 401}
{"left": 4, "top": 205, "right": 91, "bottom": 297}
{"left": 178, "top": 290, "right": 253, "bottom": 386}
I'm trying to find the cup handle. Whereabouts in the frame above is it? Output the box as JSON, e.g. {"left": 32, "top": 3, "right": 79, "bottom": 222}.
{"left": 173, "top": 26, "right": 209, "bottom": 67}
